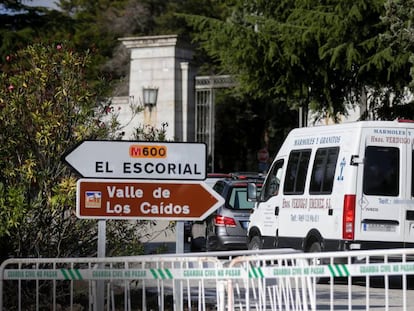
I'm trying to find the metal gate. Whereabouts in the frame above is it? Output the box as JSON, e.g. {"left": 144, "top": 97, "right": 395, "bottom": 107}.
{"left": 2, "top": 248, "right": 414, "bottom": 310}
{"left": 195, "top": 75, "right": 235, "bottom": 170}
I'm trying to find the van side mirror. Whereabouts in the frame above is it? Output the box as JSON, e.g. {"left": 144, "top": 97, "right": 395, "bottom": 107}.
{"left": 247, "top": 183, "right": 258, "bottom": 202}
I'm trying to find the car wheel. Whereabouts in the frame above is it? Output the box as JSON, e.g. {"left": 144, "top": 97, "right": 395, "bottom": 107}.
{"left": 205, "top": 236, "right": 214, "bottom": 252}
{"left": 248, "top": 235, "right": 263, "bottom": 250}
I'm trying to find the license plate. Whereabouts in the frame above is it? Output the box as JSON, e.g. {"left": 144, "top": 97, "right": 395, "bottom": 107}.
{"left": 363, "top": 223, "right": 397, "bottom": 232}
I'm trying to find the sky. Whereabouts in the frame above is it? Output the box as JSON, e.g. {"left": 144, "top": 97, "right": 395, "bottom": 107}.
{"left": 23, "top": 0, "right": 59, "bottom": 10}
{"left": 0, "top": 0, "right": 60, "bottom": 14}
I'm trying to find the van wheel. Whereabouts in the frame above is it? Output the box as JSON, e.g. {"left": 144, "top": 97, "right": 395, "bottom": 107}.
{"left": 308, "top": 241, "right": 321, "bottom": 253}
{"left": 308, "top": 241, "right": 322, "bottom": 266}
{"left": 308, "top": 241, "right": 327, "bottom": 283}
{"left": 248, "top": 235, "right": 263, "bottom": 250}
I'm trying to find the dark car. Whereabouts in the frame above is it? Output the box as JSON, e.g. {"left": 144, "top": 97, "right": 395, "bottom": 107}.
{"left": 185, "top": 173, "right": 231, "bottom": 245}
{"left": 204, "top": 174, "right": 263, "bottom": 252}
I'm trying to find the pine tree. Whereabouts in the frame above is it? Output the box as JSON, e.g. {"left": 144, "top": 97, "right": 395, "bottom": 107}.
{"left": 184, "top": 0, "right": 414, "bottom": 121}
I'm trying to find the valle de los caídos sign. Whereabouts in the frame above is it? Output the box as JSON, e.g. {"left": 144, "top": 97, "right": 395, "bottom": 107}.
{"left": 77, "top": 179, "right": 224, "bottom": 220}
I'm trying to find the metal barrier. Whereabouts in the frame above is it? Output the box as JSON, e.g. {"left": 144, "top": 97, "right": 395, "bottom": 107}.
{"left": 0, "top": 253, "right": 224, "bottom": 311}
{"left": 1, "top": 248, "right": 414, "bottom": 310}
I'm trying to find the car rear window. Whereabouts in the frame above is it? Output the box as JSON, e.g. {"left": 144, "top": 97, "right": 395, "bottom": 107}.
{"left": 228, "top": 187, "right": 257, "bottom": 209}
{"left": 213, "top": 181, "right": 225, "bottom": 195}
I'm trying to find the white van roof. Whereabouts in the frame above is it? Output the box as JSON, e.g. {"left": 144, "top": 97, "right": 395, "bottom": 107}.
{"left": 277, "top": 120, "right": 414, "bottom": 156}
{"left": 289, "top": 119, "right": 414, "bottom": 135}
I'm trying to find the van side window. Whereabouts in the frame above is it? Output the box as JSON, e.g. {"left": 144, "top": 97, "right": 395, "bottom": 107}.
{"left": 363, "top": 146, "right": 399, "bottom": 196}
{"left": 310, "top": 147, "right": 339, "bottom": 194}
{"left": 284, "top": 150, "right": 311, "bottom": 195}
{"left": 260, "top": 159, "right": 284, "bottom": 201}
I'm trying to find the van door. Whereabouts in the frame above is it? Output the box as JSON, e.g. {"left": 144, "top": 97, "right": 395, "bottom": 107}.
{"left": 252, "top": 159, "right": 284, "bottom": 241}
{"left": 404, "top": 130, "right": 414, "bottom": 247}
{"left": 355, "top": 127, "right": 406, "bottom": 247}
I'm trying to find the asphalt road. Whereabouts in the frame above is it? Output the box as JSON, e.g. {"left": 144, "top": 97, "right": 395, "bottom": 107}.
{"left": 145, "top": 274, "right": 414, "bottom": 310}
{"left": 236, "top": 276, "right": 414, "bottom": 310}
{"left": 314, "top": 277, "right": 414, "bottom": 310}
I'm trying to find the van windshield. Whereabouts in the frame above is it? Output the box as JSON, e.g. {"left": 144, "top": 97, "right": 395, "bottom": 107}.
{"left": 363, "top": 146, "right": 399, "bottom": 196}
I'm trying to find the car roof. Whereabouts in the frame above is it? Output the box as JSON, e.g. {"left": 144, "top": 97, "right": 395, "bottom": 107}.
{"left": 229, "top": 172, "right": 265, "bottom": 180}
{"left": 215, "top": 174, "right": 265, "bottom": 187}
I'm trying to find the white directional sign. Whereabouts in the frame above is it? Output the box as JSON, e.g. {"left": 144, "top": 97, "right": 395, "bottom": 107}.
{"left": 63, "top": 140, "right": 207, "bottom": 180}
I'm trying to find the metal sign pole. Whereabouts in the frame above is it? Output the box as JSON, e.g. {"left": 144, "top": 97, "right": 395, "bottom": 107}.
{"left": 96, "top": 220, "right": 106, "bottom": 310}
{"left": 175, "top": 221, "right": 184, "bottom": 311}
{"left": 176, "top": 221, "right": 184, "bottom": 253}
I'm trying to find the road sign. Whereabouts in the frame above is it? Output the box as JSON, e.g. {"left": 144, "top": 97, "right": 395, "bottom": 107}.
{"left": 63, "top": 140, "right": 207, "bottom": 180}
{"left": 76, "top": 179, "right": 224, "bottom": 220}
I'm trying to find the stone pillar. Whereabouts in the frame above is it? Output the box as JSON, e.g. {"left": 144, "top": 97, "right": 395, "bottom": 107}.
{"left": 119, "top": 35, "right": 194, "bottom": 141}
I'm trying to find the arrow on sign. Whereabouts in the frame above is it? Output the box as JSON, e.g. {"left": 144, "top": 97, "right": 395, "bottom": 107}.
{"left": 76, "top": 179, "right": 224, "bottom": 220}
{"left": 63, "top": 140, "right": 207, "bottom": 180}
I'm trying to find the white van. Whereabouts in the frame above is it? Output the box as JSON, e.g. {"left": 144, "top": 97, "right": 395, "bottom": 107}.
{"left": 247, "top": 120, "right": 414, "bottom": 253}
